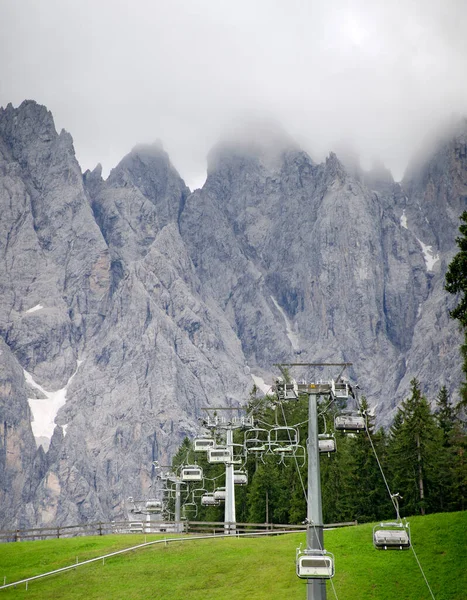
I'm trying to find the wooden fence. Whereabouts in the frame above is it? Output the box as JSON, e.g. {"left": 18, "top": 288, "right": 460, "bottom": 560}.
{"left": 0, "top": 519, "right": 357, "bottom": 543}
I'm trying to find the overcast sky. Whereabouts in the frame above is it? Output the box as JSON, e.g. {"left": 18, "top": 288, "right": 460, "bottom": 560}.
{"left": 1, "top": 0, "right": 467, "bottom": 189}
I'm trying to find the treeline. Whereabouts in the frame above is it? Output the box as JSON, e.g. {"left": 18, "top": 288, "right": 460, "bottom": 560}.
{"left": 170, "top": 379, "right": 466, "bottom": 524}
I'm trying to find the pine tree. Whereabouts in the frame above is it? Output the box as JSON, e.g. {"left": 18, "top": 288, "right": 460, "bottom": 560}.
{"left": 434, "top": 386, "right": 467, "bottom": 511}
{"left": 345, "top": 397, "right": 392, "bottom": 522}
{"left": 388, "top": 379, "right": 441, "bottom": 515}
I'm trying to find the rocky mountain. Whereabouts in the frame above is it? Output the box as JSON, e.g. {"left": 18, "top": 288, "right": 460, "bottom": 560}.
{"left": 0, "top": 100, "right": 465, "bottom": 528}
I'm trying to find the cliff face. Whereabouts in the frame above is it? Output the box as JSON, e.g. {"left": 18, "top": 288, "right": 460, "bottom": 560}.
{"left": 0, "top": 101, "right": 464, "bottom": 527}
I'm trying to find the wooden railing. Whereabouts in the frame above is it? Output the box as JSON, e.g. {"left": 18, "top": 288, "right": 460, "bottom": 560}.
{"left": 0, "top": 519, "right": 357, "bottom": 543}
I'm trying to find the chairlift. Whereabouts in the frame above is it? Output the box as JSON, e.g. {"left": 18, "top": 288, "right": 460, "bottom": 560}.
{"left": 213, "top": 487, "right": 226, "bottom": 501}
{"left": 181, "top": 465, "right": 203, "bottom": 481}
{"left": 231, "top": 442, "right": 245, "bottom": 464}
{"left": 194, "top": 437, "right": 215, "bottom": 452}
{"left": 244, "top": 428, "right": 269, "bottom": 453}
{"left": 234, "top": 470, "right": 248, "bottom": 485}
{"left": 275, "top": 377, "right": 299, "bottom": 401}
{"left": 269, "top": 426, "right": 299, "bottom": 453}
{"left": 318, "top": 434, "right": 336, "bottom": 454}
{"left": 182, "top": 501, "right": 198, "bottom": 519}
{"left": 334, "top": 411, "right": 365, "bottom": 433}
{"left": 373, "top": 522, "right": 411, "bottom": 550}
{"left": 201, "top": 493, "right": 220, "bottom": 506}
{"left": 296, "top": 549, "right": 335, "bottom": 579}
{"left": 331, "top": 379, "right": 350, "bottom": 400}
{"left": 145, "top": 500, "right": 162, "bottom": 513}
{"left": 208, "top": 446, "right": 232, "bottom": 463}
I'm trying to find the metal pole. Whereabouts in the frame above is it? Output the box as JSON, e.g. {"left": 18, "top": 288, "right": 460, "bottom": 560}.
{"left": 225, "top": 427, "right": 236, "bottom": 535}
{"left": 175, "top": 480, "right": 181, "bottom": 533}
{"left": 307, "top": 393, "right": 326, "bottom": 600}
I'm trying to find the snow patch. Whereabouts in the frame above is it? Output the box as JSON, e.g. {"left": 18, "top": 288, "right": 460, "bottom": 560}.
{"left": 251, "top": 374, "right": 272, "bottom": 395}
{"left": 25, "top": 362, "right": 80, "bottom": 448}
{"left": 25, "top": 304, "right": 43, "bottom": 314}
{"left": 270, "top": 296, "right": 300, "bottom": 350}
{"left": 416, "top": 238, "right": 439, "bottom": 271}
{"left": 400, "top": 210, "right": 408, "bottom": 229}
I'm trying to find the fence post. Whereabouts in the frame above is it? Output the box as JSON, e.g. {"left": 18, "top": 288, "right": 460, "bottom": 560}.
{"left": 57, "top": 527, "right": 60, "bottom": 539}
{"left": 98, "top": 522, "right": 102, "bottom": 536}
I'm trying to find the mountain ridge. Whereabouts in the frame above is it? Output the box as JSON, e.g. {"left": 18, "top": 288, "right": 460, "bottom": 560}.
{"left": 0, "top": 100, "right": 464, "bottom": 527}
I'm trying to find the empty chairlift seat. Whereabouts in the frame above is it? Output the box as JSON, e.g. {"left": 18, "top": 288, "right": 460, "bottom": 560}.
{"left": 194, "top": 438, "right": 215, "bottom": 452}
{"left": 201, "top": 493, "right": 220, "bottom": 506}
{"left": 373, "top": 522, "right": 411, "bottom": 550}
{"left": 181, "top": 465, "right": 203, "bottom": 481}
{"left": 208, "top": 446, "right": 232, "bottom": 463}
{"left": 331, "top": 379, "right": 351, "bottom": 400}
{"left": 296, "top": 550, "right": 335, "bottom": 579}
{"left": 269, "top": 426, "right": 299, "bottom": 453}
{"left": 213, "top": 487, "right": 226, "bottom": 501}
{"left": 318, "top": 434, "right": 336, "bottom": 454}
{"left": 244, "top": 429, "right": 269, "bottom": 453}
{"left": 234, "top": 470, "right": 248, "bottom": 485}
{"left": 334, "top": 411, "right": 365, "bottom": 433}
{"left": 145, "top": 500, "right": 162, "bottom": 513}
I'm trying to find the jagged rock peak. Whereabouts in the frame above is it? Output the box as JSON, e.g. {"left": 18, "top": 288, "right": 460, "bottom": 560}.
{"left": 208, "top": 118, "right": 299, "bottom": 173}
{"left": 324, "top": 151, "right": 348, "bottom": 181}
{"left": 0, "top": 100, "right": 57, "bottom": 148}
{"left": 107, "top": 141, "right": 186, "bottom": 190}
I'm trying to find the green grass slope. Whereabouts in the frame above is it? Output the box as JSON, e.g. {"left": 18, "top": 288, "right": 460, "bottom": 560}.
{"left": 0, "top": 512, "right": 465, "bottom": 599}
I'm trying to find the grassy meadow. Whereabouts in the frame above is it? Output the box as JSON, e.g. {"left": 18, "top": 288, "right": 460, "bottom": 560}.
{"left": 0, "top": 511, "right": 465, "bottom": 599}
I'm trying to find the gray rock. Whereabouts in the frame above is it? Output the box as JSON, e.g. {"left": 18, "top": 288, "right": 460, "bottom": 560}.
{"left": 0, "top": 101, "right": 464, "bottom": 527}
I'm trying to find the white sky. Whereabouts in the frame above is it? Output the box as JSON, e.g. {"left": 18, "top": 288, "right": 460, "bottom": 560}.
{"left": 1, "top": 0, "right": 467, "bottom": 189}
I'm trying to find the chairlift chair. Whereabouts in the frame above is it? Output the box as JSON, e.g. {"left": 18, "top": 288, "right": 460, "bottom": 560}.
{"left": 182, "top": 501, "right": 198, "bottom": 519}
{"left": 296, "top": 549, "right": 335, "bottom": 579}
{"left": 194, "top": 437, "right": 215, "bottom": 452}
{"left": 318, "top": 434, "right": 336, "bottom": 454}
{"left": 213, "top": 487, "right": 226, "bottom": 501}
{"left": 334, "top": 411, "right": 365, "bottom": 433}
{"left": 331, "top": 379, "right": 350, "bottom": 400}
{"left": 269, "top": 426, "right": 299, "bottom": 453}
{"left": 181, "top": 465, "right": 204, "bottom": 481}
{"left": 244, "top": 428, "right": 269, "bottom": 453}
{"left": 201, "top": 493, "right": 220, "bottom": 506}
{"left": 373, "top": 522, "right": 411, "bottom": 550}
{"left": 234, "top": 469, "right": 248, "bottom": 485}
{"left": 208, "top": 446, "right": 232, "bottom": 464}
{"left": 145, "top": 500, "right": 162, "bottom": 513}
